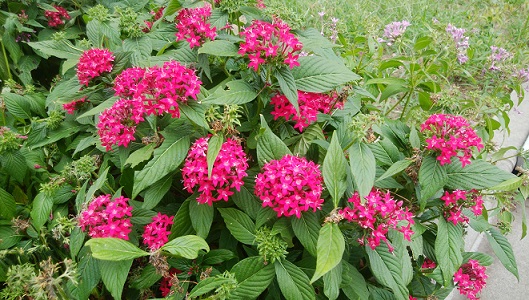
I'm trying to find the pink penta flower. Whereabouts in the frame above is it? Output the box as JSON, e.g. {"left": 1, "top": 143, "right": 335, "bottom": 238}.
{"left": 271, "top": 91, "right": 343, "bottom": 131}
{"left": 254, "top": 155, "right": 324, "bottom": 218}
{"left": 160, "top": 268, "right": 182, "bottom": 297}
{"left": 339, "top": 189, "right": 415, "bottom": 251}
{"left": 378, "top": 20, "right": 410, "bottom": 46}
{"left": 78, "top": 194, "right": 133, "bottom": 240}
{"left": 420, "top": 114, "right": 483, "bottom": 167}
{"left": 182, "top": 136, "right": 249, "bottom": 205}
{"left": 421, "top": 257, "right": 437, "bottom": 269}
{"left": 175, "top": 5, "right": 216, "bottom": 48}
{"left": 238, "top": 18, "right": 302, "bottom": 71}
{"left": 63, "top": 97, "right": 88, "bottom": 114}
{"left": 143, "top": 213, "right": 174, "bottom": 251}
{"left": 454, "top": 259, "right": 488, "bottom": 300}
{"left": 440, "top": 189, "right": 483, "bottom": 225}
{"left": 97, "top": 99, "right": 145, "bottom": 151}
{"left": 77, "top": 48, "right": 115, "bottom": 86}
{"left": 44, "top": 5, "right": 70, "bottom": 28}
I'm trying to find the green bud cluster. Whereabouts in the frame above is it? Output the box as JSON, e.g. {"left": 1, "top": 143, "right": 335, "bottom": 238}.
{"left": 115, "top": 7, "right": 144, "bottom": 38}
{"left": 348, "top": 113, "right": 382, "bottom": 143}
{"left": 0, "top": 126, "right": 25, "bottom": 152}
{"left": 46, "top": 110, "right": 64, "bottom": 129}
{"left": 254, "top": 226, "right": 288, "bottom": 264}
{"left": 87, "top": 4, "right": 110, "bottom": 22}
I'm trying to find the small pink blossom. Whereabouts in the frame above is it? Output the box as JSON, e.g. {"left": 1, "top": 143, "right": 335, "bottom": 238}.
{"left": 44, "top": 5, "right": 70, "bottom": 28}
{"left": 454, "top": 259, "right": 488, "bottom": 300}
{"left": 254, "top": 155, "right": 324, "bottom": 218}
{"left": 142, "top": 213, "right": 174, "bottom": 251}
{"left": 421, "top": 258, "right": 437, "bottom": 269}
{"left": 77, "top": 48, "right": 115, "bottom": 86}
{"left": 420, "top": 114, "right": 483, "bottom": 167}
{"left": 339, "top": 189, "right": 415, "bottom": 251}
{"left": 441, "top": 189, "right": 483, "bottom": 225}
{"left": 379, "top": 20, "right": 410, "bottom": 46}
{"left": 175, "top": 5, "right": 216, "bottom": 48}
{"left": 97, "top": 99, "right": 145, "bottom": 151}
{"left": 446, "top": 24, "right": 470, "bottom": 64}
{"left": 78, "top": 194, "right": 133, "bottom": 240}
{"left": 182, "top": 137, "right": 249, "bottom": 205}
{"left": 63, "top": 97, "right": 88, "bottom": 114}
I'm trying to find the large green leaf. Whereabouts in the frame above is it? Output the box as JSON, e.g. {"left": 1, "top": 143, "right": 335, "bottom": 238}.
{"left": 198, "top": 40, "right": 239, "bottom": 56}
{"left": 388, "top": 230, "right": 413, "bottom": 286}
{"left": 486, "top": 227, "right": 519, "bottom": 280}
{"left": 189, "top": 200, "right": 214, "bottom": 239}
{"left": 0, "top": 226, "right": 21, "bottom": 250}
{"left": 179, "top": 100, "right": 210, "bottom": 129}
{"left": 132, "top": 135, "right": 190, "bottom": 197}
{"left": 256, "top": 115, "right": 292, "bottom": 166}
{"left": 30, "top": 192, "right": 53, "bottom": 231}
{"left": 218, "top": 208, "right": 256, "bottom": 245}
{"left": 169, "top": 199, "right": 195, "bottom": 238}
{"left": 99, "top": 259, "right": 132, "bottom": 300}
{"left": 435, "top": 217, "right": 463, "bottom": 286}
{"left": 323, "top": 132, "right": 347, "bottom": 207}
{"left": 349, "top": 142, "right": 376, "bottom": 198}
{"left": 3, "top": 93, "right": 31, "bottom": 119}
{"left": 72, "top": 252, "right": 100, "bottom": 300}
{"left": 203, "top": 80, "right": 257, "bottom": 105}
{"left": 292, "top": 56, "right": 361, "bottom": 92}
{"left": 123, "top": 36, "right": 153, "bottom": 65}
{"left": 323, "top": 262, "right": 342, "bottom": 300}
{"left": 376, "top": 159, "right": 413, "bottom": 183}
{"left": 292, "top": 123, "right": 325, "bottom": 156}
{"left": 86, "top": 238, "right": 149, "bottom": 261}
{"left": 230, "top": 256, "right": 276, "bottom": 299}
{"left": 189, "top": 277, "right": 235, "bottom": 298}
{"left": 311, "top": 223, "right": 345, "bottom": 282}
{"left": 366, "top": 243, "right": 409, "bottom": 300}
{"left": 207, "top": 135, "right": 223, "bottom": 178}
{"left": 341, "top": 261, "right": 369, "bottom": 300}
{"left": 275, "top": 67, "right": 299, "bottom": 113}
{"left": 125, "top": 144, "right": 155, "bottom": 168}
{"left": 27, "top": 39, "right": 82, "bottom": 60}
{"left": 0, "top": 150, "right": 27, "bottom": 183}
{"left": 445, "top": 159, "right": 516, "bottom": 190}
{"left": 418, "top": 156, "right": 447, "bottom": 208}
{"left": 161, "top": 235, "right": 210, "bottom": 259}
{"left": 0, "top": 188, "right": 16, "bottom": 220}
{"left": 275, "top": 260, "right": 316, "bottom": 300}
{"left": 291, "top": 212, "right": 320, "bottom": 257}
{"left": 232, "top": 185, "right": 262, "bottom": 220}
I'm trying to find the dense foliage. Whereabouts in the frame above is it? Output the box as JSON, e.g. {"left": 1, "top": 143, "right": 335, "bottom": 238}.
{"left": 1, "top": 0, "right": 528, "bottom": 299}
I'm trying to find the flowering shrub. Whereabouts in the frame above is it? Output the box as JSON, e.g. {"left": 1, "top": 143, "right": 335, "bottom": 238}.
{"left": 0, "top": 1, "right": 527, "bottom": 300}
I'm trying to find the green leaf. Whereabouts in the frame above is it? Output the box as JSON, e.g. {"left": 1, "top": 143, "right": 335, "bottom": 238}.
{"left": 162, "top": 235, "right": 210, "bottom": 259}
{"left": 366, "top": 243, "right": 409, "bottom": 300}
{"left": 256, "top": 115, "right": 292, "bottom": 166}
{"left": 323, "top": 132, "right": 348, "bottom": 207}
{"left": 292, "top": 56, "right": 361, "bottom": 92}
{"left": 207, "top": 135, "right": 223, "bottom": 178}
{"left": 27, "top": 40, "right": 82, "bottom": 60}
{"left": 323, "top": 262, "right": 342, "bottom": 300}
{"left": 292, "top": 123, "right": 325, "bottom": 156}
{"left": 445, "top": 159, "right": 516, "bottom": 190}
{"left": 341, "top": 261, "right": 369, "bottom": 300}
{"left": 414, "top": 36, "right": 433, "bottom": 51}
{"left": 85, "top": 167, "right": 110, "bottom": 204}
{"left": 123, "top": 36, "right": 153, "bottom": 65}
{"left": 179, "top": 100, "right": 210, "bottom": 129}
{"left": 190, "top": 277, "right": 235, "bottom": 298}
{"left": 125, "top": 144, "right": 155, "bottom": 168}
{"left": 218, "top": 208, "right": 256, "bottom": 245}
{"left": 388, "top": 231, "right": 413, "bottom": 286}
{"left": 349, "top": 142, "right": 376, "bottom": 198}
{"left": 86, "top": 238, "right": 149, "bottom": 261}
{"left": 291, "top": 212, "right": 320, "bottom": 257}
{"left": 419, "top": 156, "right": 447, "bottom": 207}
{"left": 462, "top": 252, "right": 494, "bottom": 266}
{"left": 0, "top": 188, "right": 16, "bottom": 220}
{"left": 0, "top": 226, "right": 21, "bottom": 250}
{"left": 230, "top": 256, "right": 276, "bottom": 299}
{"left": 3, "top": 93, "right": 31, "bottom": 119}
{"left": 141, "top": 176, "right": 171, "bottom": 209}
{"left": 189, "top": 200, "right": 214, "bottom": 239}
{"left": 486, "top": 227, "right": 519, "bottom": 280}
{"left": 86, "top": 19, "right": 120, "bottom": 48}
{"left": 202, "top": 249, "right": 236, "bottom": 265}
{"left": 30, "top": 192, "right": 53, "bottom": 231}
{"left": 376, "top": 159, "right": 412, "bottom": 183}
{"left": 489, "top": 176, "right": 523, "bottom": 191}
{"left": 132, "top": 135, "right": 190, "bottom": 197}
{"left": 130, "top": 265, "right": 162, "bottom": 290}
{"left": 0, "top": 150, "right": 27, "bottom": 183}
{"left": 311, "top": 223, "right": 345, "bottom": 282}
{"left": 435, "top": 217, "right": 463, "bottom": 286}
{"left": 203, "top": 80, "right": 257, "bottom": 105}
{"left": 69, "top": 227, "right": 85, "bottom": 259}
{"left": 99, "top": 259, "right": 132, "bottom": 300}
{"left": 275, "top": 67, "right": 299, "bottom": 114}
{"left": 275, "top": 260, "right": 316, "bottom": 300}
{"left": 232, "top": 185, "right": 262, "bottom": 220}
{"left": 198, "top": 40, "right": 240, "bottom": 56}
{"left": 164, "top": 0, "right": 182, "bottom": 16}
{"left": 72, "top": 252, "right": 100, "bottom": 300}
{"left": 76, "top": 97, "right": 118, "bottom": 120}
{"left": 27, "top": 122, "right": 82, "bottom": 149}
{"left": 169, "top": 199, "right": 195, "bottom": 238}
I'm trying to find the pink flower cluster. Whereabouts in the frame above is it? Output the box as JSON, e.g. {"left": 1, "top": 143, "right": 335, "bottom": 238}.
{"left": 440, "top": 189, "right": 483, "bottom": 225}
{"left": 142, "top": 213, "right": 174, "bottom": 251}
{"left": 378, "top": 20, "right": 410, "bottom": 46}
{"left": 63, "top": 97, "right": 88, "bottom": 114}
{"left": 446, "top": 24, "right": 470, "bottom": 64}
{"left": 254, "top": 155, "right": 324, "bottom": 218}
{"left": 175, "top": 6, "right": 216, "bottom": 48}
{"left": 454, "top": 259, "right": 488, "bottom": 300}
{"left": 160, "top": 268, "right": 181, "bottom": 297}
{"left": 339, "top": 190, "right": 414, "bottom": 251}
{"left": 78, "top": 194, "right": 133, "bottom": 240}
{"left": 421, "top": 257, "right": 437, "bottom": 269}
{"left": 489, "top": 46, "right": 512, "bottom": 71}
{"left": 97, "top": 99, "right": 145, "bottom": 151}
{"left": 77, "top": 48, "right": 115, "bottom": 86}
{"left": 270, "top": 91, "right": 342, "bottom": 131}
{"left": 238, "top": 19, "right": 302, "bottom": 71}
{"left": 182, "top": 137, "right": 249, "bottom": 205}
{"left": 44, "top": 5, "right": 70, "bottom": 28}
{"left": 420, "top": 114, "right": 483, "bottom": 167}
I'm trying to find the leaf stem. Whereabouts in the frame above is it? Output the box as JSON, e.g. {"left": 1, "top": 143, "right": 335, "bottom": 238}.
{"left": 1, "top": 41, "right": 12, "bottom": 80}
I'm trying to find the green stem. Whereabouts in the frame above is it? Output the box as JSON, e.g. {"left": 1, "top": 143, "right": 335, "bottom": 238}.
{"left": 400, "top": 89, "right": 414, "bottom": 120}
{"left": 384, "top": 91, "right": 409, "bottom": 117}
{"left": 1, "top": 41, "right": 12, "bottom": 80}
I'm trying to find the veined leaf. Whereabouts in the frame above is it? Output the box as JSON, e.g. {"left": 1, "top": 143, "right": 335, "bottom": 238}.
{"left": 292, "top": 56, "right": 361, "bottom": 92}
{"left": 198, "top": 40, "right": 239, "bottom": 56}
{"left": 161, "top": 235, "right": 209, "bottom": 259}
{"left": 218, "top": 208, "right": 256, "bottom": 245}
{"left": 486, "top": 227, "right": 519, "bottom": 280}
{"left": 0, "top": 188, "right": 16, "bottom": 220}
{"left": 207, "top": 135, "right": 223, "bottom": 178}
{"left": 0, "top": 150, "right": 27, "bottom": 183}
{"left": 169, "top": 198, "right": 194, "bottom": 238}
{"left": 341, "top": 261, "right": 369, "bottom": 300}
{"left": 275, "top": 67, "right": 299, "bottom": 114}
{"left": 419, "top": 156, "right": 447, "bottom": 209}
{"left": 435, "top": 217, "right": 463, "bottom": 286}
{"left": 190, "top": 277, "right": 235, "bottom": 298}
{"left": 366, "top": 243, "right": 409, "bottom": 300}
{"left": 27, "top": 40, "right": 81, "bottom": 60}
{"left": 275, "top": 260, "right": 316, "bottom": 300}
{"left": 445, "top": 158, "right": 516, "bottom": 190}
{"left": 349, "top": 142, "right": 376, "bottom": 198}
{"left": 230, "top": 256, "right": 276, "bottom": 299}
{"left": 30, "top": 192, "right": 53, "bottom": 231}
{"left": 311, "top": 223, "right": 345, "bottom": 282}
{"left": 86, "top": 238, "right": 149, "bottom": 261}
{"left": 125, "top": 144, "right": 155, "bottom": 168}
{"left": 256, "top": 115, "right": 292, "bottom": 166}
{"left": 189, "top": 200, "right": 214, "bottom": 239}
{"left": 291, "top": 212, "right": 320, "bottom": 257}
{"left": 203, "top": 80, "right": 257, "bottom": 105}
{"left": 323, "top": 262, "right": 342, "bottom": 300}
{"left": 376, "top": 159, "right": 412, "bottom": 183}
{"left": 323, "top": 132, "right": 348, "bottom": 207}
{"left": 99, "top": 259, "right": 132, "bottom": 300}
{"left": 3, "top": 93, "right": 31, "bottom": 119}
